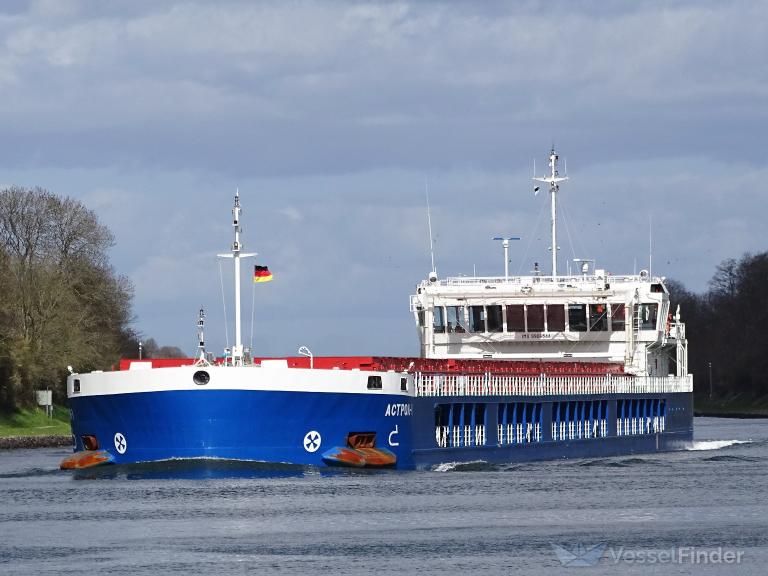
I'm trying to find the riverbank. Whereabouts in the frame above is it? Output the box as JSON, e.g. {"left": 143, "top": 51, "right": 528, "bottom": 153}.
{"left": 694, "top": 397, "right": 768, "bottom": 418}
{"left": 0, "top": 435, "right": 72, "bottom": 450}
{"left": 0, "top": 406, "right": 71, "bottom": 440}
{"left": 0, "top": 406, "right": 72, "bottom": 450}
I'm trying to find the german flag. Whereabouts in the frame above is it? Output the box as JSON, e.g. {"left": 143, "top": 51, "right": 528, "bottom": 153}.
{"left": 253, "top": 265, "right": 273, "bottom": 283}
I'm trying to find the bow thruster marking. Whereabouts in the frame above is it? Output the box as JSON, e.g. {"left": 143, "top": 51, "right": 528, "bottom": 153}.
{"left": 303, "top": 431, "right": 321, "bottom": 453}
{"left": 114, "top": 432, "right": 127, "bottom": 454}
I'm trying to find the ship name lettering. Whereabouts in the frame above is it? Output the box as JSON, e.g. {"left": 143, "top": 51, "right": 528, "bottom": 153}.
{"left": 521, "top": 333, "right": 552, "bottom": 340}
{"left": 385, "top": 403, "right": 413, "bottom": 417}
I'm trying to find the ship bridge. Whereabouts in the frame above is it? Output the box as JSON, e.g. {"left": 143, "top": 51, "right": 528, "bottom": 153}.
{"left": 410, "top": 148, "right": 688, "bottom": 378}
{"left": 411, "top": 271, "right": 688, "bottom": 378}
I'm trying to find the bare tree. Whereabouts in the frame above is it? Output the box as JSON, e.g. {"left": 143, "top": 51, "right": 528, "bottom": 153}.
{"left": 0, "top": 187, "right": 134, "bottom": 410}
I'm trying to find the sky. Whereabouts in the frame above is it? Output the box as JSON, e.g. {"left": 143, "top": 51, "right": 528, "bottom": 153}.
{"left": 0, "top": 0, "right": 766, "bottom": 358}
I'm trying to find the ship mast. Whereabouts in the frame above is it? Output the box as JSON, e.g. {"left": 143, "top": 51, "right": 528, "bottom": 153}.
{"left": 534, "top": 148, "right": 568, "bottom": 279}
{"left": 218, "top": 190, "right": 257, "bottom": 366}
{"left": 197, "top": 307, "right": 206, "bottom": 361}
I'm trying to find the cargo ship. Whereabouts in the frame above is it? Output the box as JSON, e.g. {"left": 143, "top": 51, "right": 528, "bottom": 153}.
{"left": 62, "top": 149, "right": 693, "bottom": 470}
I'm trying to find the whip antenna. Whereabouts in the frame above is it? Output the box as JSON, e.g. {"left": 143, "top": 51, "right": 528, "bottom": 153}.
{"left": 426, "top": 178, "right": 437, "bottom": 281}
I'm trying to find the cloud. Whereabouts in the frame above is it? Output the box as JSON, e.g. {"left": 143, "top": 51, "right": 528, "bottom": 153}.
{"left": 0, "top": 1, "right": 765, "bottom": 353}
{"left": 0, "top": 2, "right": 765, "bottom": 171}
{"left": 278, "top": 206, "right": 302, "bottom": 223}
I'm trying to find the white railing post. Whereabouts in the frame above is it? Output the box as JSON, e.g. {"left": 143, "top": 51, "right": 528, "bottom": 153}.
{"left": 412, "top": 371, "right": 691, "bottom": 398}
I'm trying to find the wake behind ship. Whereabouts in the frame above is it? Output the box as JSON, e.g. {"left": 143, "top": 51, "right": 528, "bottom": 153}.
{"left": 62, "top": 149, "right": 693, "bottom": 470}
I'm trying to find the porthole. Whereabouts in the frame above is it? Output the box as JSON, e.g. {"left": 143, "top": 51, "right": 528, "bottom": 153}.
{"left": 193, "top": 371, "right": 210, "bottom": 386}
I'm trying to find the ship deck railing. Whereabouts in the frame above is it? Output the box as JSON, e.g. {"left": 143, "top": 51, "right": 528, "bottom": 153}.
{"left": 414, "top": 373, "right": 693, "bottom": 397}
{"left": 420, "top": 273, "right": 659, "bottom": 289}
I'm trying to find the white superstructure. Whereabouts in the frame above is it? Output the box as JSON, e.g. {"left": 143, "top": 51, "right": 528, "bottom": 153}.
{"left": 410, "top": 149, "right": 689, "bottom": 378}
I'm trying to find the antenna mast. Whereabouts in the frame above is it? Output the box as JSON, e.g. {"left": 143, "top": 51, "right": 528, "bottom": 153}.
{"left": 217, "top": 190, "right": 257, "bottom": 366}
{"left": 197, "top": 307, "right": 206, "bottom": 361}
{"left": 492, "top": 237, "right": 521, "bottom": 280}
{"left": 533, "top": 147, "right": 568, "bottom": 279}
{"left": 649, "top": 214, "right": 653, "bottom": 279}
{"left": 425, "top": 179, "right": 437, "bottom": 280}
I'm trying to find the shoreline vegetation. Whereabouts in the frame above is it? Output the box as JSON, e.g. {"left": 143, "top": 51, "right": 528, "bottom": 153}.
{"left": 0, "top": 187, "right": 185, "bottom": 414}
{"left": 666, "top": 252, "right": 768, "bottom": 417}
{"left": 693, "top": 398, "right": 768, "bottom": 418}
{"left": 0, "top": 406, "right": 71, "bottom": 438}
{"left": 0, "top": 405, "right": 72, "bottom": 450}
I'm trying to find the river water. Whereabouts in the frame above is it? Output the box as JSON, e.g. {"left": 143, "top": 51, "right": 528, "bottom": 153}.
{"left": 1, "top": 417, "right": 766, "bottom": 575}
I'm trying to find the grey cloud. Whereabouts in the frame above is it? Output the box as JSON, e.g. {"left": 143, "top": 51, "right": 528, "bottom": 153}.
{"left": 1, "top": 2, "right": 766, "bottom": 173}
{"left": 0, "top": 1, "right": 765, "bottom": 354}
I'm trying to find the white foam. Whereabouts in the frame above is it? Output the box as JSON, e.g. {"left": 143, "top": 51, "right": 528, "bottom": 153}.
{"left": 432, "top": 460, "right": 486, "bottom": 472}
{"left": 687, "top": 439, "right": 751, "bottom": 451}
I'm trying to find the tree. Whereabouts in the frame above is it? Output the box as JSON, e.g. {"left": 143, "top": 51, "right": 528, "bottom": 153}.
{"left": 0, "top": 187, "right": 135, "bottom": 410}
{"left": 669, "top": 251, "right": 768, "bottom": 407}
{"left": 0, "top": 245, "right": 15, "bottom": 409}
{"left": 138, "top": 338, "right": 186, "bottom": 359}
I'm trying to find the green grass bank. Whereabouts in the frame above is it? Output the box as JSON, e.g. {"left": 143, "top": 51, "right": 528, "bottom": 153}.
{"left": 0, "top": 405, "right": 71, "bottom": 438}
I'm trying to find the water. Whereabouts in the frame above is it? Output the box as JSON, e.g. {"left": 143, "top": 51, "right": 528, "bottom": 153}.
{"left": 1, "top": 417, "right": 766, "bottom": 575}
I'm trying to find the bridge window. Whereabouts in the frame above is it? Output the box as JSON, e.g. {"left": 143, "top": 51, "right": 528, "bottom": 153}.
{"left": 547, "top": 305, "right": 565, "bottom": 331}
{"left": 527, "top": 305, "right": 545, "bottom": 332}
{"left": 433, "top": 306, "right": 446, "bottom": 333}
{"left": 486, "top": 305, "right": 503, "bottom": 332}
{"left": 446, "top": 306, "right": 466, "bottom": 333}
{"left": 506, "top": 305, "right": 525, "bottom": 332}
{"left": 469, "top": 305, "right": 485, "bottom": 333}
{"left": 611, "top": 304, "right": 625, "bottom": 331}
{"left": 367, "top": 376, "right": 382, "bottom": 390}
{"left": 639, "top": 303, "right": 658, "bottom": 330}
{"left": 589, "top": 304, "right": 608, "bottom": 331}
{"left": 568, "top": 304, "right": 587, "bottom": 332}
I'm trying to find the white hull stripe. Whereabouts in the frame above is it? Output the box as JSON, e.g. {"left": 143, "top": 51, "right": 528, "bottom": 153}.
{"left": 68, "top": 365, "right": 412, "bottom": 398}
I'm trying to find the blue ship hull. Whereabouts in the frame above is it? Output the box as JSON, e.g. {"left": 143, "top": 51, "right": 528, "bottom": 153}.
{"left": 68, "top": 387, "right": 693, "bottom": 470}
{"left": 408, "top": 392, "right": 693, "bottom": 467}
{"left": 70, "top": 389, "right": 415, "bottom": 468}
